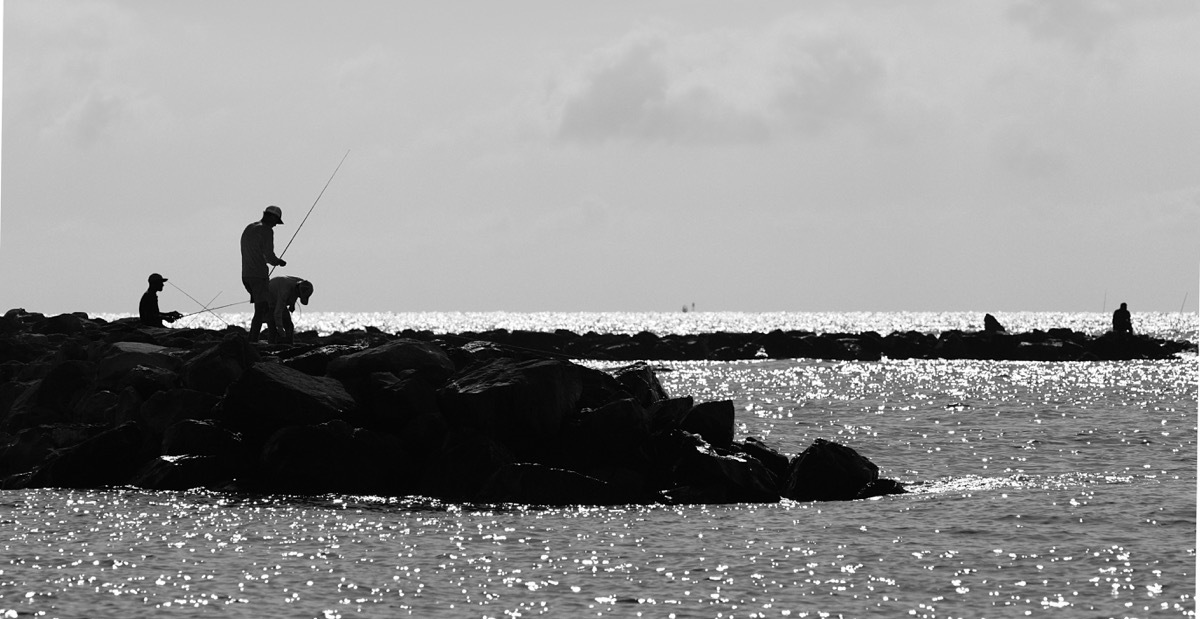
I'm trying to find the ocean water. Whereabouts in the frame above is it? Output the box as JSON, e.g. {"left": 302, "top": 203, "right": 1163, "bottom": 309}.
{"left": 2, "top": 312, "right": 1196, "bottom": 618}
{"left": 123, "top": 310, "right": 1198, "bottom": 343}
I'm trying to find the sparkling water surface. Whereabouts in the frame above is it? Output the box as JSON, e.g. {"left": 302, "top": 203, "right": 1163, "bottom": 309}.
{"left": 3, "top": 313, "right": 1195, "bottom": 618}
{"left": 97, "top": 310, "right": 1198, "bottom": 342}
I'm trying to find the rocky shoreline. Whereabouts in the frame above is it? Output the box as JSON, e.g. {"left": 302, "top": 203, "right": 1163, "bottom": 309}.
{"left": 2, "top": 309, "right": 1191, "bottom": 505}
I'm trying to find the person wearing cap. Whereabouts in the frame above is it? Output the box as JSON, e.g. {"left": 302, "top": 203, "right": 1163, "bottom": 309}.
{"left": 266, "top": 275, "right": 314, "bottom": 344}
{"left": 139, "top": 273, "right": 182, "bottom": 327}
{"left": 240, "top": 205, "right": 287, "bottom": 341}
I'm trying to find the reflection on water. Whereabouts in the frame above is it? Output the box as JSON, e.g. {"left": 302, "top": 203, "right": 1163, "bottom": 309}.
{"left": 2, "top": 353, "right": 1194, "bottom": 618}
{"left": 94, "top": 310, "right": 1199, "bottom": 341}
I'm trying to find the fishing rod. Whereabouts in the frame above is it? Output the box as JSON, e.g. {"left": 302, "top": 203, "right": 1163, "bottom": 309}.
{"left": 170, "top": 282, "right": 231, "bottom": 327}
{"left": 1181, "top": 291, "right": 1189, "bottom": 313}
{"left": 181, "top": 291, "right": 223, "bottom": 328}
{"left": 270, "top": 150, "right": 350, "bottom": 276}
{"left": 179, "top": 300, "right": 249, "bottom": 318}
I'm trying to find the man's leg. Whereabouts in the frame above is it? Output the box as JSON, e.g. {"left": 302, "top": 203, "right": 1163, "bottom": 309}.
{"left": 282, "top": 310, "right": 295, "bottom": 344}
{"left": 243, "top": 277, "right": 269, "bottom": 341}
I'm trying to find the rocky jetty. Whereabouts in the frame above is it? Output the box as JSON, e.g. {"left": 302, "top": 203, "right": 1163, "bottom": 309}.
{"left": 398, "top": 323, "right": 1194, "bottom": 362}
{"left": 0, "top": 309, "right": 906, "bottom": 505}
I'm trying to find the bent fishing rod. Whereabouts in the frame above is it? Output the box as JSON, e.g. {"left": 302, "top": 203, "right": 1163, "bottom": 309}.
{"left": 270, "top": 149, "right": 350, "bottom": 277}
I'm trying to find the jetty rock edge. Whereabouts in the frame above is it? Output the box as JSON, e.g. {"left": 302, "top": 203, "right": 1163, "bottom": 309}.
{"left": 0, "top": 309, "right": 919, "bottom": 505}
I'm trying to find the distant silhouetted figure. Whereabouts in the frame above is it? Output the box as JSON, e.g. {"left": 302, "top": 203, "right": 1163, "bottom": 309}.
{"left": 139, "top": 273, "right": 182, "bottom": 327}
{"left": 266, "top": 276, "right": 313, "bottom": 344}
{"left": 983, "top": 313, "right": 1006, "bottom": 334}
{"left": 1112, "top": 302, "right": 1133, "bottom": 334}
{"left": 241, "top": 205, "right": 287, "bottom": 342}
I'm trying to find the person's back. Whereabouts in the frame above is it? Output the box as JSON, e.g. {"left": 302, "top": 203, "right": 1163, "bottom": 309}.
{"left": 139, "top": 289, "right": 164, "bottom": 327}
{"left": 1112, "top": 302, "right": 1133, "bottom": 334}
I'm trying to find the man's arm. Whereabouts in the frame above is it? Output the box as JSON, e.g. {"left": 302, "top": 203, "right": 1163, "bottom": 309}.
{"left": 263, "top": 229, "right": 286, "bottom": 267}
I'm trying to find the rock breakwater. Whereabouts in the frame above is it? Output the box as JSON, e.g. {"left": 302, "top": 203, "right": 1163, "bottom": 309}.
{"left": 1, "top": 309, "right": 908, "bottom": 505}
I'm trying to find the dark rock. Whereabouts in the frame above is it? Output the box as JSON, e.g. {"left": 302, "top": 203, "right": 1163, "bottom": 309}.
{"left": 681, "top": 400, "right": 735, "bottom": 449}
{"left": 281, "top": 344, "right": 364, "bottom": 376}
{"left": 610, "top": 362, "right": 669, "bottom": 407}
{"left": 438, "top": 357, "right": 582, "bottom": 460}
{"left": 181, "top": 333, "right": 260, "bottom": 396}
{"left": 783, "top": 438, "right": 881, "bottom": 502}
{"left": 420, "top": 432, "right": 514, "bottom": 501}
{"left": 475, "top": 462, "right": 627, "bottom": 506}
{"left": 24, "top": 421, "right": 150, "bottom": 488}
{"left": 218, "top": 361, "right": 357, "bottom": 443}
{"left": 162, "top": 418, "right": 243, "bottom": 457}
{"left": 129, "top": 454, "right": 239, "bottom": 491}
{"left": 327, "top": 339, "right": 455, "bottom": 382}
{"left": 139, "top": 389, "right": 222, "bottom": 446}
{"left": 647, "top": 396, "right": 694, "bottom": 436}
{"left": 259, "top": 420, "right": 406, "bottom": 495}
{"left": 4, "top": 360, "right": 96, "bottom": 429}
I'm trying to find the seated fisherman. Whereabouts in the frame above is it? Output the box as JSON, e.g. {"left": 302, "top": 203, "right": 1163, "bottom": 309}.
{"left": 1112, "top": 302, "right": 1134, "bottom": 334}
{"left": 266, "top": 275, "right": 314, "bottom": 344}
{"left": 139, "top": 273, "right": 182, "bottom": 327}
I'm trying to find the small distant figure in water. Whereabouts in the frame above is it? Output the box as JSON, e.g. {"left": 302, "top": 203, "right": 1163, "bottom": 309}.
{"left": 1112, "top": 302, "right": 1134, "bottom": 334}
{"left": 266, "top": 276, "right": 313, "bottom": 344}
{"left": 983, "top": 313, "right": 1006, "bottom": 334}
{"left": 241, "top": 205, "right": 287, "bottom": 342}
{"left": 139, "top": 273, "right": 182, "bottom": 327}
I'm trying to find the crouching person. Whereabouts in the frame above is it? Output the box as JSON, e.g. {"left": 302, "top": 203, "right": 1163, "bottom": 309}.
{"left": 267, "top": 276, "right": 314, "bottom": 344}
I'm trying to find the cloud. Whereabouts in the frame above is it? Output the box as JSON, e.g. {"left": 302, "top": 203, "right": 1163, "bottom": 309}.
{"left": 550, "top": 20, "right": 889, "bottom": 145}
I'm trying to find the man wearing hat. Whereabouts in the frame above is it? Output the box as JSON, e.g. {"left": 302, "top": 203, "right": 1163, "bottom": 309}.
{"left": 139, "top": 273, "right": 182, "bottom": 327}
{"left": 267, "top": 275, "right": 314, "bottom": 344}
{"left": 240, "top": 205, "right": 287, "bottom": 341}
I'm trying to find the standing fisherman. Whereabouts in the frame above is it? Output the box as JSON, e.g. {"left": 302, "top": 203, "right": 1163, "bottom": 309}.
{"left": 241, "top": 205, "right": 287, "bottom": 341}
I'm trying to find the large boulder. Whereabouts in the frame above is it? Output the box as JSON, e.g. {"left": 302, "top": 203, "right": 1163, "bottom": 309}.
{"left": 218, "top": 361, "right": 357, "bottom": 443}
{"left": 24, "top": 421, "right": 150, "bottom": 488}
{"left": 680, "top": 399, "right": 735, "bottom": 449}
{"left": 326, "top": 339, "right": 455, "bottom": 382}
{"left": 357, "top": 371, "right": 447, "bottom": 457}
{"left": 181, "top": 334, "right": 260, "bottom": 396}
{"left": 94, "top": 341, "right": 181, "bottom": 385}
{"left": 259, "top": 420, "right": 407, "bottom": 495}
{"left": 610, "top": 362, "right": 669, "bottom": 407}
{"left": 438, "top": 358, "right": 582, "bottom": 460}
{"left": 4, "top": 359, "right": 96, "bottom": 429}
{"left": 650, "top": 430, "right": 780, "bottom": 504}
{"left": 782, "top": 438, "right": 882, "bottom": 501}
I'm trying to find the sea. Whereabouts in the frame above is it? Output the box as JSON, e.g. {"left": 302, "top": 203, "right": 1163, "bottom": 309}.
{"left": 3, "top": 311, "right": 1196, "bottom": 618}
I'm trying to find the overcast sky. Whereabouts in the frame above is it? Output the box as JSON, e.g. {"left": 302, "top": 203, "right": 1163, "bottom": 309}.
{"left": 2, "top": 0, "right": 1198, "bottom": 314}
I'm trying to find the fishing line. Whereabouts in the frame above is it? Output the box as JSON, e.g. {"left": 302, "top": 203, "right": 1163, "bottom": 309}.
{"left": 180, "top": 300, "right": 248, "bottom": 318}
{"left": 170, "top": 281, "right": 231, "bottom": 327}
{"left": 270, "top": 149, "right": 350, "bottom": 276}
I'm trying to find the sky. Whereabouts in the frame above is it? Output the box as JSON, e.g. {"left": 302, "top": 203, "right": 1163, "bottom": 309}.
{"left": 2, "top": 0, "right": 1198, "bottom": 314}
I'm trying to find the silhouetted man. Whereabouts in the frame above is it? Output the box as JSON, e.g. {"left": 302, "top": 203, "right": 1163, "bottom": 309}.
{"left": 1112, "top": 302, "right": 1133, "bottom": 334}
{"left": 267, "top": 275, "right": 314, "bottom": 344}
{"left": 241, "top": 205, "right": 287, "bottom": 341}
{"left": 139, "top": 273, "right": 182, "bottom": 327}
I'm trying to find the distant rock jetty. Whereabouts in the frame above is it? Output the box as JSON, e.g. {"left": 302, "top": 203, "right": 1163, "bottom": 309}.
{"left": 1, "top": 309, "right": 907, "bottom": 504}
{"left": 399, "top": 322, "right": 1195, "bottom": 362}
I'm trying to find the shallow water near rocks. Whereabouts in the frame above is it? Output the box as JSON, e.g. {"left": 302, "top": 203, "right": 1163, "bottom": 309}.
{"left": 3, "top": 314, "right": 1196, "bottom": 618}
